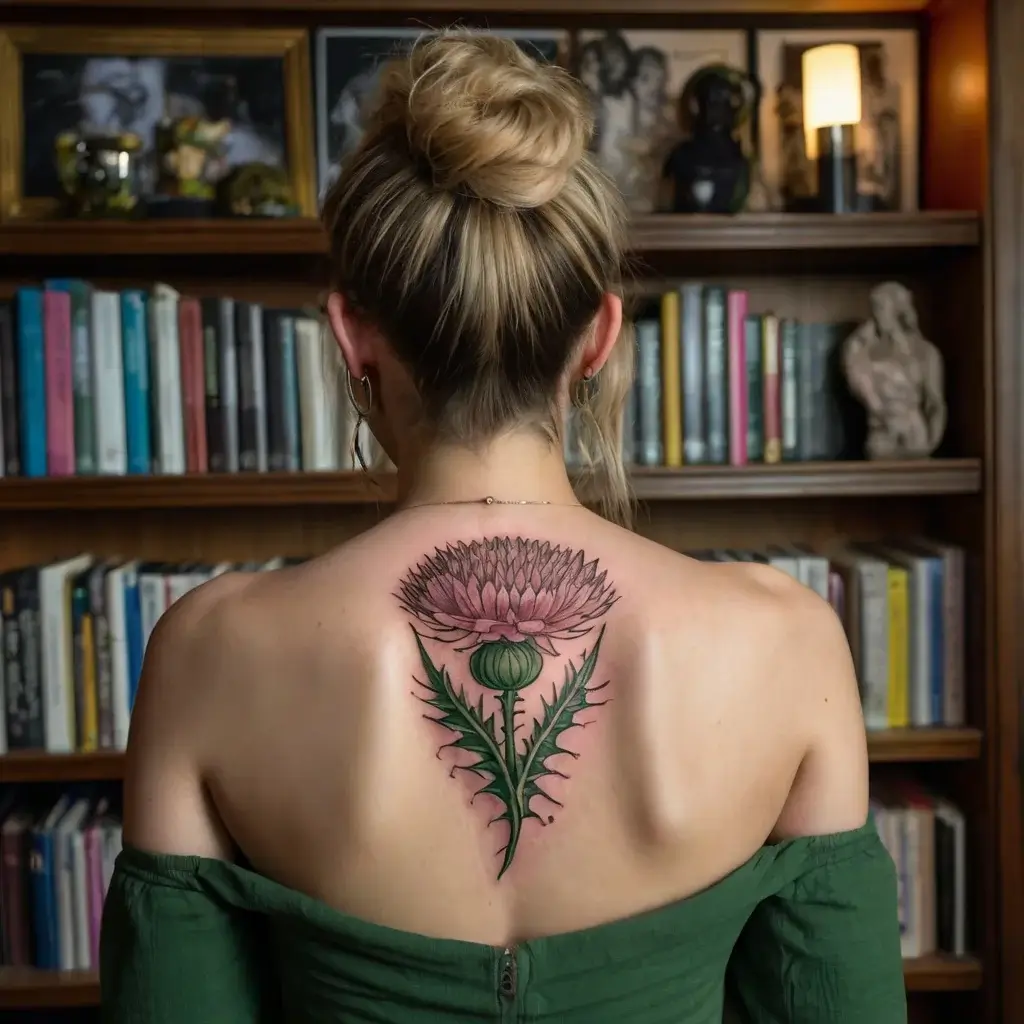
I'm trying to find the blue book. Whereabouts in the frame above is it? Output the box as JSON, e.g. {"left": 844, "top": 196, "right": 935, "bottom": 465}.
{"left": 15, "top": 288, "right": 46, "bottom": 477}
{"left": 31, "top": 794, "right": 71, "bottom": 969}
{"left": 123, "top": 563, "right": 143, "bottom": 707}
{"left": 281, "top": 316, "right": 300, "bottom": 471}
{"left": 121, "top": 290, "right": 152, "bottom": 475}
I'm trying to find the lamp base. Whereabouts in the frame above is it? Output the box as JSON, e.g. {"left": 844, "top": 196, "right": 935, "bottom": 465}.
{"left": 814, "top": 125, "right": 858, "bottom": 214}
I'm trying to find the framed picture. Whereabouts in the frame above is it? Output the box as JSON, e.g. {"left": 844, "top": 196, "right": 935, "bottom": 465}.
{"left": 756, "top": 29, "right": 919, "bottom": 212}
{"left": 0, "top": 27, "right": 315, "bottom": 220}
{"left": 573, "top": 30, "right": 749, "bottom": 213}
{"left": 314, "top": 27, "right": 568, "bottom": 199}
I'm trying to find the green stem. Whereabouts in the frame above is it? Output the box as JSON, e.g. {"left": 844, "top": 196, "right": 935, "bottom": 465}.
{"left": 498, "top": 689, "right": 523, "bottom": 880}
{"left": 500, "top": 690, "right": 519, "bottom": 782}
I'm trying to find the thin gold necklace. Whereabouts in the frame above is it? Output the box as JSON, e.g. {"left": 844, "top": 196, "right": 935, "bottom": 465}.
{"left": 399, "top": 495, "right": 583, "bottom": 510}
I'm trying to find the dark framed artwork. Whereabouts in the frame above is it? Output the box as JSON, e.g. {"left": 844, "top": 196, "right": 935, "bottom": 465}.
{"left": 314, "top": 27, "right": 568, "bottom": 199}
{"left": 573, "top": 29, "right": 749, "bottom": 213}
{"left": 756, "top": 29, "right": 919, "bottom": 212}
{"left": 0, "top": 27, "right": 315, "bottom": 220}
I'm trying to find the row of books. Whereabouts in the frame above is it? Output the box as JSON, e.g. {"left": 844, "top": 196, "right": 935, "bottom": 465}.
{"left": 689, "top": 539, "right": 966, "bottom": 730}
{"left": 0, "top": 556, "right": 294, "bottom": 755}
{"left": 0, "top": 536, "right": 964, "bottom": 755}
{"left": 872, "top": 786, "right": 967, "bottom": 959}
{"left": 0, "top": 281, "right": 869, "bottom": 481}
{"left": 0, "top": 283, "right": 382, "bottom": 480}
{"left": 0, "top": 791, "right": 122, "bottom": 971}
{"left": 572, "top": 286, "right": 862, "bottom": 469}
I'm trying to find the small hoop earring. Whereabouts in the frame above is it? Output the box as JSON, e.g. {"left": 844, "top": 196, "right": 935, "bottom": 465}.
{"left": 572, "top": 369, "right": 595, "bottom": 410}
{"left": 345, "top": 369, "right": 373, "bottom": 471}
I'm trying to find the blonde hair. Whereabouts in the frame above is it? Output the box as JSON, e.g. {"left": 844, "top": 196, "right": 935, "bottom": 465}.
{"left": 321, "top": 31, "right": 635, "bottom": 525}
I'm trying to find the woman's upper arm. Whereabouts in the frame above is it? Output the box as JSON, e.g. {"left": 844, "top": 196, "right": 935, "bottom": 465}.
{"left": 771, "top": 588, "right": 870, "bottom": 842}
{"left": 123, "top": 574, "right": 247, "bottom": 860}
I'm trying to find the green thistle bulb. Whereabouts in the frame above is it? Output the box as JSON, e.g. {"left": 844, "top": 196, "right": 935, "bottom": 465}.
{"left": 469, "top": 639, "right": 543, "bottom": 692}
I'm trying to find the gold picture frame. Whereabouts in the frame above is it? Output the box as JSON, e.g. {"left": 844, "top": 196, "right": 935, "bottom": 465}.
{"left": 0, "top": 27, "right": 316, "bottom": 221}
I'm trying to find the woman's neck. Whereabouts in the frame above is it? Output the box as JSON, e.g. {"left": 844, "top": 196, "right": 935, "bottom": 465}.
{"left": 395, "top": 433, "right": 579, "bottom": 509}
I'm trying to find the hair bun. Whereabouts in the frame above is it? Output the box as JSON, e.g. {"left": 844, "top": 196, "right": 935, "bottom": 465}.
{"left": 373, "top": 33, "right": 591, "bottom": 209}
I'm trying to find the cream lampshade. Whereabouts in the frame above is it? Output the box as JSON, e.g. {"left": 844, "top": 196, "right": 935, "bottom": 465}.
{"left": 800, "top": 43, "right": 863, "bottom": 212}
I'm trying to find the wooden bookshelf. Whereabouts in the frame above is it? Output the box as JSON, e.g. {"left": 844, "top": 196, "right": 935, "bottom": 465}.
{"left": 0, "top": 0, "right": 1019, "bottom": 1021}
{"left": 0, "top": 459, "right": 983, "bottom": 509}
{"left": 0, "top": 212, "right": 980, "bottom": 258}
{"left": 0, "top": 728, "right": 985, "bottom": 784}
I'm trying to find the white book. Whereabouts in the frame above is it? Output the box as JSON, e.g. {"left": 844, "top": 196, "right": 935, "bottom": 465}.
{"left": 91, "top": 290, "right": 128, "bottom": 474}
{"left": 150, "top": 283, "right": 185, "bottom": 474}
{"left": 295, "top": 317, "right": 338, "bottom": 471}
{"left": 105, "top": 563, "right": 132, "bottom": 749}
{"left": 138, "top": 568, "right": 168, "bottom": 656}
{"left": 40, "top": 554, "right": 92, "bottom": 752}
{"left": 55, "top": 797, "right": 91, "bottom": 971}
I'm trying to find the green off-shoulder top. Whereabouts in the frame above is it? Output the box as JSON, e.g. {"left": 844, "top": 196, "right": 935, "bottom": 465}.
{"left": 99, "top": 820, "right": 906, "bottom": 1023}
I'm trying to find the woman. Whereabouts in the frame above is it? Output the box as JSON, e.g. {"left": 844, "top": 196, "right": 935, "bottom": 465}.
{"left": 100, "top": 32, "right": 906, "bottom": 1023}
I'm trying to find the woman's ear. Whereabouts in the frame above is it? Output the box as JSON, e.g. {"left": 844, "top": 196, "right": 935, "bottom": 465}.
{"left": 325, "top": 292, "right": 374, "bottom": 379}
{"left": 576, "top": 292, "right": 623, "bottom": 379}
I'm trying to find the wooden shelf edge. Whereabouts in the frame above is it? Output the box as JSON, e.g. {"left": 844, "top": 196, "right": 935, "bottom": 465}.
{"left": 0, "top": 956, "right": 979, "bottom": 1007}
{"left": 0, "top": 460, "right": 982, "bottom": 510}
{"left": 0, "top": 968, "right": 99, "bottom": 1009}
{"left": 0, "top": 728, "right": 983, "bottom": 783}
{"left": 867, "top": 727, "right": 983, "bottom": 762}
{"left": 0, "top": 212, "right": 979, "bottom": 258}
{"left": 903, "top": 955, "right": 984, "bottom": 992}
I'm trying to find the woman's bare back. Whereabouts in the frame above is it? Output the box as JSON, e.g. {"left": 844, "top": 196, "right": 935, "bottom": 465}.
{"left": 124, "top": 504, "right": 869, "bottom": 948}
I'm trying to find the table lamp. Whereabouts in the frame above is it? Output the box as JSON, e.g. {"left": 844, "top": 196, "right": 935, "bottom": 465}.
{"left": 802, "top": 43, "right": 862, "bottom": 213}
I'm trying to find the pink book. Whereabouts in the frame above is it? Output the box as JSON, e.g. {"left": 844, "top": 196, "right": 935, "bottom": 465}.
{"left": 85, "top": 822, "right": 105, "bottom": 966}
{"left": 43, "top": 289, "right": 74, "bottom": 475}
{"left": 726, "top": 290, "right": 748, "bottom": 466}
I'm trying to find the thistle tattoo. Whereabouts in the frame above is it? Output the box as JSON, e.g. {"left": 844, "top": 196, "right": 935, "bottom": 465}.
{"left": 397, "top": 538, "right": 617, "bottom": 879}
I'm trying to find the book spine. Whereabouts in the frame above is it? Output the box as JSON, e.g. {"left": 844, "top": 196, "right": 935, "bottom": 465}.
{"left": 92, "top": 292, "right": 128, "bottom": 475}
{"left": 46, "top": 280, "right": 96, "bottom": 475}
{"left": 44, "top": 291, "right": 75, "bottom": 476}
{"left": 295, "top": 318, "right": 336, "bottom": 471}
{"left": 1, "top": 576, "right": 27, "bottom": 749}
{"left": 780, "top": 318, "right": 799, "bottom": 461}
{"left": 218, "top": 299, "right": 239, "bottom": 473}
{"left": 236, "top": 303, "right": 258, "bottom": 471}
{"left": 16, "top": 289, "right": 47, "bottom": 477}
{"left": 635, "top": 319, "right": 662, "bottom": 466}
{"left": 201, "top": 299, "right": 225, "bottom": 473}
{"left": 121, "top": 291, "right": 151, "bottom": 476}
{"left": 17, "top": 570, "right": 44, "bottom": 749}
{"left": 281, "top": 316, "right": 301, "bottom": 472}
{"left": 659, "top": 291, "right": 682, "bottom": 466}
{"left": 886, "top": 566, "right": 909, "bottom": 730}
{"left": 0, "top": 304, "right": 20, "bottom": 475}
{"left": 679, "top": 283, "right": 705, "bottom": 465}
{"left": 761, "top": 314, "right": 781, "bottom": 464}
{"left": 264, "top": 311, "right": 287, "bottom": 471}
{"left": 727, "top": 290, "right": 748, "bottom": 467}
{"left": 743, "top": 315, "right": 763, "bottom": 462}
{"left": 251, "top": 305, "right": 268, "bottom": 472}
{"left": 703, "top": 288, "right": 727, "bottom": 464}
{"left": 796, "top": 323, "right": 816, "bottom": 461}
{"left": 151, "top": 290, "right": 185, "bottom": 474}
{"left": 178, "top": 298, "right": 203, "bottom": 473}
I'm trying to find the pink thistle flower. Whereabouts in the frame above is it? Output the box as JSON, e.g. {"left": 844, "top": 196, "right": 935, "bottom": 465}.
{"left": 397, "top": 537, "right": 617, "bottom": 655}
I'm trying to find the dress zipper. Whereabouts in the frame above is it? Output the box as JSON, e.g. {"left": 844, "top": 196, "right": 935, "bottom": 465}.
{"left": 499, "top": 945, "right": 518, "bottom": 1005}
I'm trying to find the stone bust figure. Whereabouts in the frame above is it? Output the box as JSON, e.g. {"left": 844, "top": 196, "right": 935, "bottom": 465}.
{"left": 842, "top": 281, "right": 947, "bottom": 459}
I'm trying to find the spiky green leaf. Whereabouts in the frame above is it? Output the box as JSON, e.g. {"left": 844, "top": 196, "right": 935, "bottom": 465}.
{"left": 516, "top": 626, "right": 610, "bottom": 822}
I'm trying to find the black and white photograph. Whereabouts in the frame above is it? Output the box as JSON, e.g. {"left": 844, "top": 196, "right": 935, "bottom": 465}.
{"left": 574, "top": 30, "right": 748, "bottom": 213}
{"left": 756, "top": 29, "right": 919, "bottom": 212}
{"left": 314, "top": 27, "right": 566, "bottom": 198}
{"left": 20, "top": 53, "right": 290, "bottom": 200}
